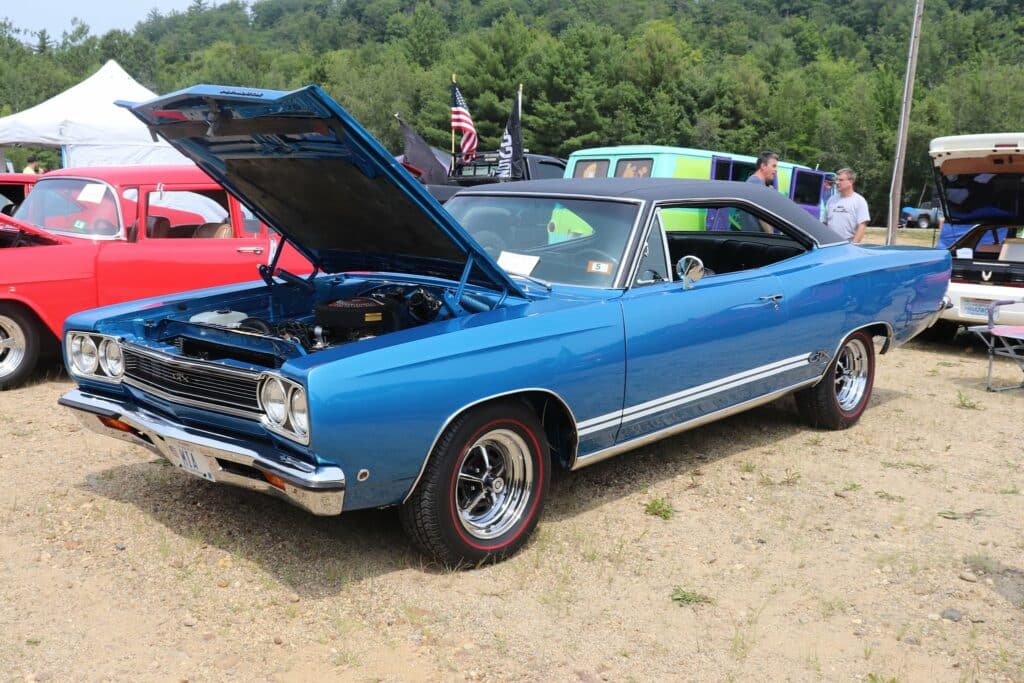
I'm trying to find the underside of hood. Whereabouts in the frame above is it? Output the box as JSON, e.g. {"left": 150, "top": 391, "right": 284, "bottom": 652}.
{"left": 122, "top": 85, "right": 523, "bottom": 296}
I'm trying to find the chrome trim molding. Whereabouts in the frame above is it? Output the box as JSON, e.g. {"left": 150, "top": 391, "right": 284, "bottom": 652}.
{"left": 577, "top": 353, "right": 813, "bottom": 436}
{"left": 571, "top": 377, "right": 819, "bottom": 470}
{"left": 59, "top": 389, "right": 344, "bottom": 516}
{"left": 402, "top": 387, "right": 578, "bottom": 505}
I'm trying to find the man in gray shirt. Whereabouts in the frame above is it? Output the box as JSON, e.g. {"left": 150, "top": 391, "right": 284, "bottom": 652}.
{"left": 741, "top": 151, "right": 779, "bottom": 233}
{"left": 825, "top": 167, "right": 870, "bottom": 242}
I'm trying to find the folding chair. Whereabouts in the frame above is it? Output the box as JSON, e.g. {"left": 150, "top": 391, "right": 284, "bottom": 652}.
{"left": 967, "top": 299, "right": 1024, "bottom": 392}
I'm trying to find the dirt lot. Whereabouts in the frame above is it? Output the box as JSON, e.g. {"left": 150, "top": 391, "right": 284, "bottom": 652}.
{"left": 2, "top": 332, "right": 1023, "bottom": 682}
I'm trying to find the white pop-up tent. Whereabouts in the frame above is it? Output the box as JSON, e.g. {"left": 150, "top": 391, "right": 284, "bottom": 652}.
{"left": 0, "top": 60, "right": 190, "bottom": 167}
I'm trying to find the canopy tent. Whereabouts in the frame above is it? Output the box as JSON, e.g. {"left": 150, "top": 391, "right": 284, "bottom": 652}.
{"left": 0, "top": 60, "right": 190, "bottom": 167}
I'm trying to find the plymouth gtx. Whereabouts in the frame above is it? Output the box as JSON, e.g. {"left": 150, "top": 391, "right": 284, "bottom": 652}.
{"left": 59, "top": 84, "right": 951, "bottom": 566}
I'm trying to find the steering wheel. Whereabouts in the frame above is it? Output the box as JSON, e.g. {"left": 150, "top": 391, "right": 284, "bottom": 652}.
{"left": 92, "top": 218, "right": 118, "bottom": 235}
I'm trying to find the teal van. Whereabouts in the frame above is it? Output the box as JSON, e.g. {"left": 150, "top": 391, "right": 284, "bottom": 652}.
{"left": 565, "top": 145, "right": 829, "bottom": 228}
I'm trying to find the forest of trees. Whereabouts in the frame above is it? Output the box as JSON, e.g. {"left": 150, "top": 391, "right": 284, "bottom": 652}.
{"left": 2, "top": 0, "right": 1023, "bottom": 216}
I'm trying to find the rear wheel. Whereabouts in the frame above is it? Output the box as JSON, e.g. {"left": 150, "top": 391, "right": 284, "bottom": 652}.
{"left": 796, "top": 330, "right": 875, "bottom": 430}
{"left": 399, "top": 401, "right": 549, "bottom": 568}
{"left": 917, "top": 215, "right": 931, "bottom": 229}
{"left": 0, "top": 304, "right": 41, "bottom": 390}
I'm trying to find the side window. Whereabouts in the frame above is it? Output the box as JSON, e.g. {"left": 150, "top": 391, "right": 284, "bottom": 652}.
{"left": 147, "top": 190, "right": 232, "bottom": 239}
{"left": 792, "top": 170, "right": 823, "bottom": 206}
{"left": 530, "top": 160, "right": 567, "bottom": 180}
{"left": 660, "top": 203, "right": 806, "bottom": 279}
{"left": 238, "top": 203, "right": 264, "bottom": 234}
{"left": 634, "top": 219, "right": 669, "bottom": 285}
{"left": 614, "top": 158, "right": 653, "bottom": 178}
{"left": 731, "top": 161, "right": 756, "bottom": 181}
{"left": 572, "top": 159, "right": 609, "bottom": 178}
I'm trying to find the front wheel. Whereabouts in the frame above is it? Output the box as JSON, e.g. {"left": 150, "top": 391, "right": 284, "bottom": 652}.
{"left": 917, "top": 215, "right": 931, "bottom": 229}
{"left": 399, "top": 401, "right": 549, "bottom": 568}
{"left": 0, "top": 304, "right": 41, "bottom": 390}
{"left": 795, "top": 330, "right": 875, "bottom": 430}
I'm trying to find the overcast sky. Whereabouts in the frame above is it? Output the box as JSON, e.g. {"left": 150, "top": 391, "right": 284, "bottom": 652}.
{"left": 3, "top": 0, "right": 211, "bottom": 38}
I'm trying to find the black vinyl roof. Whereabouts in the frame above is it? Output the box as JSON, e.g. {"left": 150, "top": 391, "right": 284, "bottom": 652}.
{"left": 454, "top": 178, "right": 846, "bottom": 246}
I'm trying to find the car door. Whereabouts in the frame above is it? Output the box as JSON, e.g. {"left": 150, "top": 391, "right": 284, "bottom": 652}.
{"left": 94, "top": 184, "right": 272, "bottom": 304}
{"left": 615, "top": 205, "right": 812, "bottom": 444}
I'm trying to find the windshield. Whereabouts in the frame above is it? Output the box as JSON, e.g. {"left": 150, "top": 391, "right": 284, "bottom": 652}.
{"left": 444, "top": 195, "right": 640, "bottom": 287}
{"left": 13, "top": 178, "right": 121, "bottom": 237}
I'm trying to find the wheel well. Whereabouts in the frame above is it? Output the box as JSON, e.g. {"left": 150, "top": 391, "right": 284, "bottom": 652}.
{"left": 444, "top": 391, "right": 578, "bottom": 470}
{"left": 0, "top": 300, "right": 59, "bottom": 355}
{"left": 859, "top": 322, "right": 893, "bottom": 354}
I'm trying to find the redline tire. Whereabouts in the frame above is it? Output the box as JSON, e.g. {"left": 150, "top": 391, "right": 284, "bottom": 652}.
{"left": 399, "top": 401, "right": 549, "bottom": 568}
{"left": 796, "top": 329, "right": 875, "bottom": 430}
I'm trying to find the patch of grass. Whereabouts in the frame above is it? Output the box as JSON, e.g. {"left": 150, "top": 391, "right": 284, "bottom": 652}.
{"left": 758, "top": 472, "right": 775, "bottom": 486}
{"left": 644, "top": 496, "right": 674, "bottom": 520}
{"left": 671, "top": 587, "right": 714, "bottom": 606}
{"left": 937, "top": 361, "right": 956, "bottom": 367}
{"left": 881, "top": 460, "right": 935, "bottom": 472}
{"left": 820, "top": 597, "right": 849, "bottom": 618}
{"left": 875, "top": 490, "right": 904, "bottom": 503}
{"left": 997, "top": 485, "right": 1020, "bottom": 495}
{"left": 965, "top": 554, "right": 1000, "bottom": 575}
{"left": 865, "top": 675, "right": 899, "bottom": 683}
{"left": 842, "top": 482, "right": 862, "bottom": 492}
{"left": 781, "top": 468, "right": 802, "bottom": 486}
{"left": 804, "top": 435, "right": 824, "bottom": 447}
{"left": 955, "top": 391, "right": 980, "bottom": 410}
{"left": 738, "top": 461, "right": 756, "bottom": 473}
{"left": 25, "top": 638, "right": 40, "bottom": 646}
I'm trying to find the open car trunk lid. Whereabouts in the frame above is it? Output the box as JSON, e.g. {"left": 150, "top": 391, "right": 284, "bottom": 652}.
{"left": 930, "top": 133, "right": 1024, "bottom": 225}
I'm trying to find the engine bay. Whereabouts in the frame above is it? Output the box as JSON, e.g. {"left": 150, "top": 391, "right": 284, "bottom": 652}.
{"left": 159, "top": 282, "right": 451, "bottom": 366}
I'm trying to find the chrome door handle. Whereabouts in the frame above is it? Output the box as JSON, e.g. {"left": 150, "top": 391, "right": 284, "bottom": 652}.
{"left": 237, "top": 246, "right": 264, "bottom": 254}
{"left": 759, "top": 294, "right": 783, "bottom": 302}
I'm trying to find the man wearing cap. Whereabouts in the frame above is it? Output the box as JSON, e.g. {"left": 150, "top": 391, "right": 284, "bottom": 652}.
{"left": 825, "top": 167, "right": 870, "bottom": 243}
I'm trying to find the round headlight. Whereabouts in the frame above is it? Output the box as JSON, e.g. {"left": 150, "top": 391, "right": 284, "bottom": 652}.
{"left": 260, "top": 377, "right": 288, "bottom": 424}
{"left": 288, "top": 388, "right": 308, "bottom": 436}
{"left": 71, "top": 335, "right": 99, "bottom": 374}
{"left": 99, "top": 339, "right": 124, "bottom": 378}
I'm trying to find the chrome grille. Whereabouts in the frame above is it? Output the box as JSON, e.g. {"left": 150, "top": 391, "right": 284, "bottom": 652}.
{"left": 122, "top": 345, "right": 261, "bottom": 418}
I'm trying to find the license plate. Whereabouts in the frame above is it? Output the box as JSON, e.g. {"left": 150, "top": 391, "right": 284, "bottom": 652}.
{"left": 962, "top": 298, "right": 994, "bottom": 319}
{"left": 165, "top": 441, "right": 216, "bottom": 481}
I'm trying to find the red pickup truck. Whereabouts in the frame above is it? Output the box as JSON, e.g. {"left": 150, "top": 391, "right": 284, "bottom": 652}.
{"left": 0, "top": 165, "right": 310, "bottom": 388}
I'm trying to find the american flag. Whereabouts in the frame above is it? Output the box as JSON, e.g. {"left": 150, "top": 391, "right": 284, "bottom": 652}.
{"left": 450, "top": 82, "right": 477, "bottom": 162}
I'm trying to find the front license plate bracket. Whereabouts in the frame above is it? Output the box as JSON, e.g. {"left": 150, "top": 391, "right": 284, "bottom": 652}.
{"left": 164, "top": 441, "right": 217, "bottom": 481}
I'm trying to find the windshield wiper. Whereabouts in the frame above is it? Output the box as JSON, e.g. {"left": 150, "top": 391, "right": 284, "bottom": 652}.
{"left": 509, "top": 272, "right": 553, "bottom": 291}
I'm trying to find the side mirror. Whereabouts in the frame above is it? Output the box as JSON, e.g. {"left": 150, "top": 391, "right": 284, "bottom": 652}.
{"left": 676, "top": 255, "right": 705, "bottom": 289}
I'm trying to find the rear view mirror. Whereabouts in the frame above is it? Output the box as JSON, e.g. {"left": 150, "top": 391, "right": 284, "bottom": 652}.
{"left": 677, "top": 255, "right": 705, "bottom": 289}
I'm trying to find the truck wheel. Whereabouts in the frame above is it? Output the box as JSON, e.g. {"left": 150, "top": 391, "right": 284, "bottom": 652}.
{"left": 795, "top": 330, "right": 875, "bottom": 430}
{"left": 0, "top": 304, "right": 41, "bottom": 390}
{"left": 399, "top": 400, "right": 549, "bottom": 568}
{"left": 917, "top": 215, "right": 931, "bottom": 229}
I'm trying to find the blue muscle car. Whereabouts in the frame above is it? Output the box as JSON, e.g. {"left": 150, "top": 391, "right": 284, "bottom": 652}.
{"left": 58, "top": 84, "right": 951, "bottom": 567}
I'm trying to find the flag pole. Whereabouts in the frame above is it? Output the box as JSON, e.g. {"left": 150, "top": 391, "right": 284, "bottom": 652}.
{"left": 450, "top": 74, "right": 457, "bottom": 174}
{"left": 886, "top": 0, "right": 925, "bottom": 245}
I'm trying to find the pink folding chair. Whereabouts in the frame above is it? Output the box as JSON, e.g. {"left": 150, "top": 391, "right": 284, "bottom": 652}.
{"left": 968, "top": 299, "right": 1024, "bottom": 392}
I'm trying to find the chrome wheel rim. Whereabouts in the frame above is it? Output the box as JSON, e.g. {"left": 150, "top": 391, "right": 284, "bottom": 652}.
{"left": 0, "top": 314, "right": 26, "bottom": 380}
{"left": 834, "top": 338, "right": 870, "bottom": 412}
{"left": 456, "top": 428, "right": 534, "bottom": 540}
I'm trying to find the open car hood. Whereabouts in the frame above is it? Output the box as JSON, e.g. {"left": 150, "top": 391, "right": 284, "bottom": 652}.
{"left": 123, "top": 85, "right": 523, "bottom": 297}
{"left": 0, "top": 212, "right": 67, "bottom": 245}
{"left": 930, "top": 133, "right": 1024, "bottom": 225}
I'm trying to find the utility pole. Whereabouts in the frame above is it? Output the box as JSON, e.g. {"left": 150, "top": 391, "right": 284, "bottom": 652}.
{"left": 887, "top": 0, "right": 926, "bottom": 245}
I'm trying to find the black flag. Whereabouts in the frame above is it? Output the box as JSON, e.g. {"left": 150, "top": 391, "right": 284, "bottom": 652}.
{"left": 395, "top": 114, "right": 449, "bottom": 185}
{"left": 497, "top": 87, "right": 524, "bottom": 179}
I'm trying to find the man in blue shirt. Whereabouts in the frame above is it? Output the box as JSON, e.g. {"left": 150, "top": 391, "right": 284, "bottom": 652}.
{"left": 741, "top": 151, "right": 779, "bottom": 232}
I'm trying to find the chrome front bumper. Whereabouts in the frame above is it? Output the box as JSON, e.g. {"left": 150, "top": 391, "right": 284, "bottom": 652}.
{"left": 59, "top": 389, "right": 345, "bottom": 516}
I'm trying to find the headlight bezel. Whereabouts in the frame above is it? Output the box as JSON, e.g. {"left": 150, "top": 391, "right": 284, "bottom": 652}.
{"left": 257, "top": 373, "right": 310, "bottom": 444}
{"left": 65, "top": 332, "right": 123, "bottom": 383}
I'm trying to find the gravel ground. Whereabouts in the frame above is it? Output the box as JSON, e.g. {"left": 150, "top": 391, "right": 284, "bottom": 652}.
{"left": 2, "top": 334, "right": 1022, "bottom": 682}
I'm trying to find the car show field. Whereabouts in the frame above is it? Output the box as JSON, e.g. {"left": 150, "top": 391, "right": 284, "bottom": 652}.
{"left": 2, "top": 335, "right": 1022, "bottom": 682}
